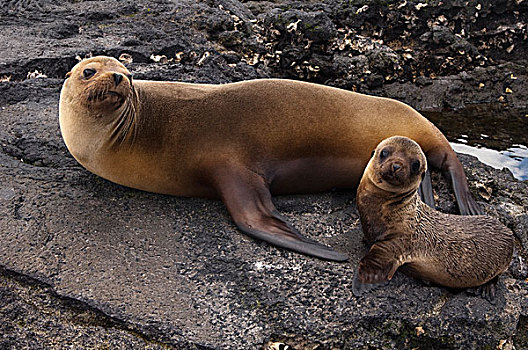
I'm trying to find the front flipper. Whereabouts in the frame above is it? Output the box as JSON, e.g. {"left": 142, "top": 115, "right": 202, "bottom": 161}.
{"left": 212, "top": 165, "right": 348, "bottom": 261}
{"left": 418, "top": 168, "right": 435, "bottom": 208}
{"left": 352, "top": 242, "right": 401, "bottom": 296}
{"left": 352, "top": 265, "right": 390, "bottom": 296}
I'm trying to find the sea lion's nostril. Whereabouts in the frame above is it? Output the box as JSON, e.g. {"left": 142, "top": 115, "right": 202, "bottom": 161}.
{"left": 113, "top": 73, "right": 123, "bottom": 86}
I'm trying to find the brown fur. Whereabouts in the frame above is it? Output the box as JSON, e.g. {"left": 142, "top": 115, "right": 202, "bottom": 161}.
{"left": 356, "top": 136, "right": 513, "bottom": 289}
{"left": 59, "top": 56, "right": 481, "bottom": 260}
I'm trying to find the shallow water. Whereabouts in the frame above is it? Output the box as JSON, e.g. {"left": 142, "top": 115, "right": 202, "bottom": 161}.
{"left": 424, "top": 108, "right": 528, "bottom": 181}
{"left": 450, "top": 142, "right": 528, "bottom": 180}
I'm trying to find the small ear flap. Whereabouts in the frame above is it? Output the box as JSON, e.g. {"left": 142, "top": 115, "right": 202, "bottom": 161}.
{"left": 65, "top": 71, "right": 72, "bottom": 78}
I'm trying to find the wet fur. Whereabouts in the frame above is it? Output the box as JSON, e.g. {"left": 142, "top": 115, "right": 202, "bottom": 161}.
{"left": 356, "top": 136, "right": 513, "bottom": 290}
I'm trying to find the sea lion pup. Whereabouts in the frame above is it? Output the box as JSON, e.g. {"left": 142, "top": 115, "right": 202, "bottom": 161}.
{"left": 354, "top": 136, "right": 513, "bottom": 298}
{"left": 59, "top": 56, "right": 481, "bottom": 261}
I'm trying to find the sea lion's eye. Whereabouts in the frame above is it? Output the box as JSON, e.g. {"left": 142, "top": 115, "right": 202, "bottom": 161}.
{"left": 380, "top": 149, "right": 389, "bottom": 159}
{"left": 411, "top": 160, "right": 421, "bottom": 174}
{"left": 83, "top": 68, "right": 96, "bottom": 79}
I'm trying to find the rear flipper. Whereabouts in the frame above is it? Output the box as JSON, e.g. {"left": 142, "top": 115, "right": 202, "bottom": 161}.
{"left": 448, "top": 166, "right": 483, "bottom": 215}
{"left": 418, "top": 168, "right": 435, "bottom": 208}
{"left": 352, "top": 243, "right": 401, "bottom": 296}
{"left": 212, "top": 165, "right": 348, "bottom": 261}
{"left": 428, "top": 149, "right": 483, "bottom": 215}
{"left": 466, "top": 276, "right": 499, "bottom": 304}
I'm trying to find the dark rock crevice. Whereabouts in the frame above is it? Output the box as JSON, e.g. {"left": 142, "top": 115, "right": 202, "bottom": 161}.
{"left": 0, "top": 266, "right": 211, "bottom": 349}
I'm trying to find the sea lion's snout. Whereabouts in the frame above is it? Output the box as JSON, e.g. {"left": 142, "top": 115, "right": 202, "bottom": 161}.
{"left": 381, "top": 159, "right": 409, "bottom": 185}
{"left": 392, "top": 162, "right": 402, "bottom": 172}
{"left": 83, "top": 72, "right": 128, "bottom": 107}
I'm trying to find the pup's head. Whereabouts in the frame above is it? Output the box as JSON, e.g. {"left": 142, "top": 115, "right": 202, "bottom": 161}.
{"left": 365, "top": 136, "right": 427, "bottom": 193}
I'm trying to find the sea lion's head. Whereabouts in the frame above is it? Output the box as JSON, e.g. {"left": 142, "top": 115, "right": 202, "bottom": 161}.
{"left": 63, "top": 56, "right": 133, "bottom": 112}
{"left": 59, "top": 56, "right": 137, "bottom": 167}
{"left": 366, "top": 136, "right": 427, "bottom": 193}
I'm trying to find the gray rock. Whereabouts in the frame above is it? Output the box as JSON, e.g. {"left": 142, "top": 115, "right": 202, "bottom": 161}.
{"left": 0, "top": 78, "right": 526, "bottom": 349}
{"left": 0, "top": 0, "right": 527, "bottom": 348}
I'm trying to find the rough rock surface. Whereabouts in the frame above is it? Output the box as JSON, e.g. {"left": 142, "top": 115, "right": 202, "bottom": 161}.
{"left": 1, "top": 0, "right": 527, "bottom": 349}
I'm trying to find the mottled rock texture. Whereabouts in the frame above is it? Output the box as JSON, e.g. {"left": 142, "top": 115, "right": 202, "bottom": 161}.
{"left": 1, "top": 0, "right": 527, "bottom": 348}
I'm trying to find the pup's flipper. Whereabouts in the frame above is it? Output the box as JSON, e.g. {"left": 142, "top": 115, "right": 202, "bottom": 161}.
{"left": 352, "top": 243, "right": 401, "bottom": 296}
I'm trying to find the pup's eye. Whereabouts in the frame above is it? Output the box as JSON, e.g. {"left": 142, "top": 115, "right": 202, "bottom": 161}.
{"left": 380, "top": 148, "right": 389, "bottom": 159}
{"left": 411, "top": 160, "right": 421, "bottom": 174}
{"left": 83, "top": 68, "right": 96, "bottom": 78}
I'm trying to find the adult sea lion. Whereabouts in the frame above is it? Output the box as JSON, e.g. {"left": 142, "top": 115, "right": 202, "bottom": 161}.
{"left": 354, "top": 136, "right": 513, "bottom": 298}
{"left": 59, "top": 56, "right": 481, "bottom": 261}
